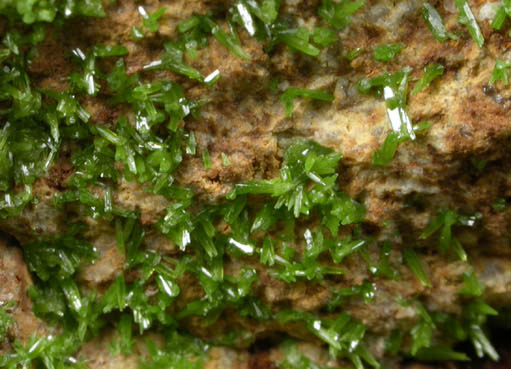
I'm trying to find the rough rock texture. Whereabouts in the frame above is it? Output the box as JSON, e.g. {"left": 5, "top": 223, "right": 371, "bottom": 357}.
{"left": 1, "top": 0, "right": 511, "bottom": 368}
{"left": 0, "top": 237, "right": 44, "bottom": 351}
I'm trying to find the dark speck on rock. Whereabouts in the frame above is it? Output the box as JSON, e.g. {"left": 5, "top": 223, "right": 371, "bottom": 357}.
{"left": 459, "top": 125, "right": 473, "bottom": 138}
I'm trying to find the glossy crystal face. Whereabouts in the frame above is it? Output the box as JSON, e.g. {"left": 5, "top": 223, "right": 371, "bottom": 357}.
{"left": 0, "top": 1, "right": 510, "bottom": 368}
